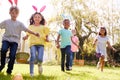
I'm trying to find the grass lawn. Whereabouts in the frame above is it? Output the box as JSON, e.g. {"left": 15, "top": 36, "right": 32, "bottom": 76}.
{"left": 0, "top": 64, "right": 120, "bottom": 80}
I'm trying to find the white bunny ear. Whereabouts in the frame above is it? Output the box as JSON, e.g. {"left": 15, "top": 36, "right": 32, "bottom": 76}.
{"left": 14, "top": 0, "right": 18, "bottom": 6}
{"left": 61, "top": 13, "right": 68, "bottom": 19}
{"left": 61, "top": 13, "right": 72, "bottom": 20}
{"left": 8, "top": 0, "right": 13, "bottom": 5}
{"left": 40, "top": 5, "right": 46, "bottom": 12}
{"left": 32, "top": 5, "right": 38, "bottom": 12}
{"left": 61, "top": 14, "right": 66, "bottom": 19}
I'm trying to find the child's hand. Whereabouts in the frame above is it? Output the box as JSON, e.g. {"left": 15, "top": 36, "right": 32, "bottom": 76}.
{"left": 113, "top": 48, "right": 117, "bottom": 52}
{"left": 45, "top": 35, "right": 49, "bottom": 42}
{"left": 77, "top": 45, "right": 80, "bottom": 48}
{"left": 45, "top": 38, "right": 49, "bottom": 42}
{"left": 56, "top": 44, "right": 60, "bottom": 48}
{"left": 23, "top": 36, "right": 28, "bottom": 40}
{"left": 35, "top": 33, "right": 40, "bottom": 37}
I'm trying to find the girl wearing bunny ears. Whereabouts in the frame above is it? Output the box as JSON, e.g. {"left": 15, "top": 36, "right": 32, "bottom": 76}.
{"left": 23, "top": 5, "right": 49, "bottom": 76}
{"left": 0, "top": 0, "right": 39, "bottom": 75}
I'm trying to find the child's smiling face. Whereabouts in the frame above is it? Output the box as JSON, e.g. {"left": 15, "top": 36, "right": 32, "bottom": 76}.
{"left": 9, "top": 7, "right": 19, "bottom": 21}
{"left": 33, "top": 14, "right": 42, "bottom": 24}
{"left": 99, "top": 27, "right": 106, "bottom": 36}
{"left": 63, "top": 19, "right": 70, "bottom": 29}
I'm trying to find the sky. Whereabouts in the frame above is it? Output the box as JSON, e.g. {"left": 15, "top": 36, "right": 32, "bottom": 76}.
{"left": 0, "top": 0, "right": 55, "bottom": 49}
{"left": 0, "top": 0, "right": 54, "bottom": 27}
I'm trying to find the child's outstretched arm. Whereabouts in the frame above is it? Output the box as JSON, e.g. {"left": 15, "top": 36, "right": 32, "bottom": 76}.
{"left": 93, "top": 38, "right": 97, "bottom": 46}
{"left": 26, "top": 29, "right": 39, "bottom": 37}
{"left": 56, "top": 34, "right": 60, "bottom": 48}
{"left": 107, "top": 41, "right": 116, "bottom": 52}
{"left": 23, "top": 35, "right": 29, "bottom": 40}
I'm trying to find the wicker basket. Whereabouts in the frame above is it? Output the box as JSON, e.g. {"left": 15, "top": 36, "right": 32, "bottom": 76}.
{"left": 16, "top": 52, "right": 30, "bottom": 63}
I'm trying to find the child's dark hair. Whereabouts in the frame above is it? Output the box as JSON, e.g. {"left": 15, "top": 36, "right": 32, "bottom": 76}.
{"left": 99, "top": 27, "right": 107, "bottom": 36}
{"left": 63, "top": 19, "right": 70, "bottom": 22}
{"left": 29, "top": 12, "right": 45, "bottom": 25}
{"left": 9, "top": 6, "right": 19, "bottom": 13}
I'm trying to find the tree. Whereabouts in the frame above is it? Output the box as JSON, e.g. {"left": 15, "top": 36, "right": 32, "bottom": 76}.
{"left": 49, "top": 0, "right": 98, "bottom": 59}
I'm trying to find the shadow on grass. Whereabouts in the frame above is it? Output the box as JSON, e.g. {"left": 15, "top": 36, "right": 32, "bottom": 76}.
{"left": 64, "top": 70, "right": 98, "bottom": 80}
{"left": 65, "top": 70, "right": 93, "bottom": 77}
{"left": 23, "top": 74, "right": 56, "bottom": 80}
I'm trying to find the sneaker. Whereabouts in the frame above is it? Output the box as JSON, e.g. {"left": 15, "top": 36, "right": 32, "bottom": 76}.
{"left": 61, "top": 69, "right": 65, "bottom": 72}
{"left": 66, "top": 68, "right": 70, "bottom": 71}
{"left": 38, "top": 65, "right": 43, "bottom": 75}
{"left": 6, "top": 69, "right": 12, "bottom": 75}
{"left": 97, "top": 62, "right": 100, "bottom": 69}
{"left": 6, "top": 71, "right": 12, "bottom": 76}
{"left": 69, "top": 67, "right": 72, "bottom": 70}
{"left": 30, "top": 73, "right": 34, "bottom": 77}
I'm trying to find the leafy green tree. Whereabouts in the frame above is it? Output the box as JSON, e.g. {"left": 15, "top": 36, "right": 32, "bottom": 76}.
{"left": 49, "top": 0, "right": 98, "bottom": 59}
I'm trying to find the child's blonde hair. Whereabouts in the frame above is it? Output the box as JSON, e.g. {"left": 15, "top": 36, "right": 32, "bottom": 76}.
{"left": 9, "top": 6, "right": 19, "bottom": 14}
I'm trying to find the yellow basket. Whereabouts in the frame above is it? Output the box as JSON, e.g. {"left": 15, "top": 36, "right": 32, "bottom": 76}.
{"left": 16, "top": 52, "right": 30, "bottom": 63}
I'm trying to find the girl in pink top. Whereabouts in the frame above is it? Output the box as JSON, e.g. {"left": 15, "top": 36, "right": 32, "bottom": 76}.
{"left": 69, "top": 30, "right": 79, "bottom": 69}
{"left": 71, "top": 35, "right": 79, "bottom": 52}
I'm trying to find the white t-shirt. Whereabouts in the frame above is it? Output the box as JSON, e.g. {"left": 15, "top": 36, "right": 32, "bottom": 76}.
{"left": 0, "top": 19, "right": 27, "bottom": 43}
{"left": 95, "top": 35, "right": 109, "bottom": 61}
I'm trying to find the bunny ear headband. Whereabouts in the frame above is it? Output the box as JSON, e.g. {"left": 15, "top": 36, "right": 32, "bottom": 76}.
{"left": 61, "top": 13, "right": 72, "bottom": 20}
{"left": 8, "top": 0, "right": 18, "bottom": 6}
{"left": 32, "top": 5, "right": 46, "bottom": 12}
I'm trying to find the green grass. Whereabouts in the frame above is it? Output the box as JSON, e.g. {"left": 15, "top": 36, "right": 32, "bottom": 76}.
{"left": 0, "top": 64, "right": 120, "bottom": 80}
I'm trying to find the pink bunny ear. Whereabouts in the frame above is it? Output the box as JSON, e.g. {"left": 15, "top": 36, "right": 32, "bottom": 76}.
{"left": 40, "top": 5, "right": 46, "bottom": 12}
{"left": 32, "top": 5, "right": 37, "bottom": 12}
{"left": 14, "top": 0, "right": 18, "bottom": 6}
{"left": 8, "top": 0, "right": 13, "bottom": 5}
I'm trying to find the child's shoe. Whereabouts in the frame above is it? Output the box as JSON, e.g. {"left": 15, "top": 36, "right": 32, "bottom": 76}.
{"left": 30, "top": 73, "right": 34, "bottom": 77}
{"left": 38, "top": 65, "right": 43, "bottom": 75}
{"left": 97, "top": 62, "right": 100, "bottom": 69}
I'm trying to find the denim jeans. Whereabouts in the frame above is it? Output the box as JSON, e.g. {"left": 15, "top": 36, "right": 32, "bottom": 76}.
{"left": 60, "top": 45, "right": 72, "bottom": 70}
{"left": 29, "top": 45, "right": 44, "bottom": 74}
{"left": 70, "top": 52, "right": 75, "bottom": 67}
{"left": 0, "top": 40, "right": 18, "bottom": 74}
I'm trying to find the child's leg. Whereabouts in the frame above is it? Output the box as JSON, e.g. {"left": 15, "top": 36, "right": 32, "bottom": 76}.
{"left": 0, "top": 41, "right": 10, "bottom": 72}
{"left": 60, "top": 48, "right": 65, "bottom": 71}
{"left": 37, "top": 46, "right": 44, "bottom": 64}
{"left": 65, "top": 45, "right": 72, "bottom": 70}
{"left": 71, "top": 52, "right": 75, "bottom": 66}
{"left": 37, "top": 45, "right": 44, "bottom": 74}
{"left": 30, "top": 46, "right": 37, "bottom": 76}
{"left": 7, "top": 42, "right": 18, "bottom": 74}
{"left": 100, "top": 55, "right": 105, "bottom": 72}
{"left": 72, "top": 52, "right": 75, "bottom": 60}
{"left": 97, "top": 61, "right": 100, "bottom": 69}
{"left": 69, "top": 52, "right": 73, "bottom": 67}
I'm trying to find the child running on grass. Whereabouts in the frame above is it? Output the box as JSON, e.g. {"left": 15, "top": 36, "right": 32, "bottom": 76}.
{"left": 70, "top": 29, "right": 79, "bottom": 69}
{"left": 56, "top": 19, "right": 79, "bottom": 71}
{"left": 0, "top": 6, "right": 39, "bottom": 75}
{"left": 23, "top": 12, "right": 49, "bottom": 76}
{"left": 93, "top": 27, "right": 116, "bottom": 72}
